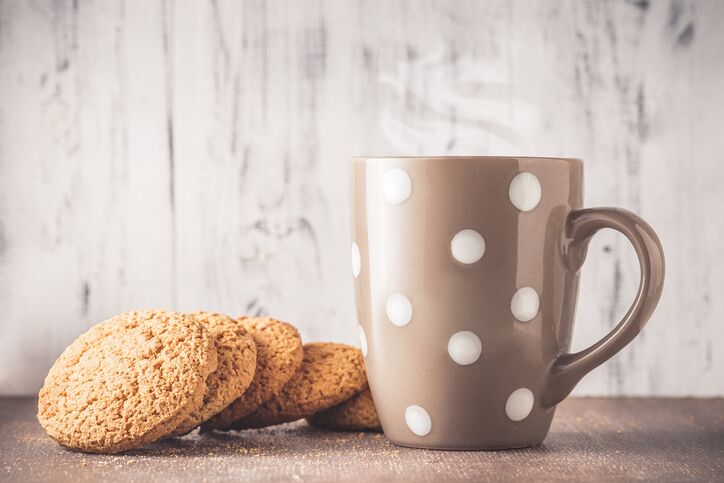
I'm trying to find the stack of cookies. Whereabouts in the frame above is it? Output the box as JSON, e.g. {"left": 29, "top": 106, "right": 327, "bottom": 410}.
{"left": 37, "top": 309, "right": 381, "bottom": 454}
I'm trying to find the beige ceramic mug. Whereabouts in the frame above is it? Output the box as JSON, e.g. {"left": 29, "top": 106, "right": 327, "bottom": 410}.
{"left": 350, "top": 156, "right": 664, "bottom": 450}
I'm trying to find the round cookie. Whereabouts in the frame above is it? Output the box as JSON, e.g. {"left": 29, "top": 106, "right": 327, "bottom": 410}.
{"left": 37, "top": 309, "right": 217, "bottom": 454}
{"left": 230, "top": 342, "right": 367, "bottom": 429}
{"left": 170, "top": 312, "right": 257, "bottom": 436}
{"left": 201, "top": 317, "right": 303, "bottom": 432}
{"left": 307, "top": 387, "right": 382, "bottom": 432}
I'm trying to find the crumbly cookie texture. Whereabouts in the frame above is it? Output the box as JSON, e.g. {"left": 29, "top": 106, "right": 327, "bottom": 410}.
{"left": 170, "top": 312, "right": 257, "bottom": 436}
{"left": 230, "top": 342, "right": 367, "bottom": 429}
{"left": 307, "top": 387, "right": 382, "bottom": 432}
{"left": 201, "top": 317, "right": 303, "bottom": 432}
{"left": 37, "top": 309, "right": 218, "bottom": 454}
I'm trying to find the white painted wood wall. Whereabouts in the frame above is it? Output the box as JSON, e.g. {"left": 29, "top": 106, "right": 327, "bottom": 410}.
{"left": 1, "top": 0, "right": 722, "bottom": 396}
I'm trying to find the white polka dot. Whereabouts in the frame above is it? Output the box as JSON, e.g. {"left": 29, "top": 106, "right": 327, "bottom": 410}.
{"left": 447, "top": 331, "right": 482, "bottom": 365}
{"left": 405, "top": 405, "right": 432, "bottom": 436}
{"left": 451, "top": 229, "right": 486, "bottom": 264}
{"left": 509, "top": 172, "right": 542, "bottom": 211}
{"left": 386, "top": 293, "right": 412, "bottom": 327}
{"left": 505, "top": 388, "right": 534, "bottom": 422}
{"left": 351, "top": 242, "right": 361, "bottom": 278}
{"left": 382, "top": 168, "right": 412, "bottom": 205}
{"left": 511, "top": 287, "right": 540, "bottom": 322}
{"left": 358, "top": 325, "right": 368, "bottom": 357}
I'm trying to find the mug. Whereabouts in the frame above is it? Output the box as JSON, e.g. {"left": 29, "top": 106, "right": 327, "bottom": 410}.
{"left": 350, "top": 156, "right": 664, "bottom": 450}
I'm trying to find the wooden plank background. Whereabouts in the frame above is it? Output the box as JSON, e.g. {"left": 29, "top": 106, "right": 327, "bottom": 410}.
{"left": 0, "top": 0, "right": 722, "bottom": 396}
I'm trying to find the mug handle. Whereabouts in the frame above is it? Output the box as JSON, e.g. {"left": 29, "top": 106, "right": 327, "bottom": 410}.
{"left": 541, "top": 208, "right": 665, "bottom": 407}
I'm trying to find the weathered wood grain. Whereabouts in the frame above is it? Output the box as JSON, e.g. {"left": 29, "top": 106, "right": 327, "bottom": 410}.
{"left": 1, "top": 397, "right": 723, "bottom": 482}
{"left": 0, "top": 0, "right": 723, "bottom": 395}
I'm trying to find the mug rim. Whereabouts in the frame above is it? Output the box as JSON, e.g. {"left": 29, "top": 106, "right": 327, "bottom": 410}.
{"left": 352, "top": 156, "right": 582, "bottom": 164}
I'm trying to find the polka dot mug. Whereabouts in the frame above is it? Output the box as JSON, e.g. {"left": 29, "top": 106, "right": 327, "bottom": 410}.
{"left": 350, "top": 157, "right": 665, "bottom": 450}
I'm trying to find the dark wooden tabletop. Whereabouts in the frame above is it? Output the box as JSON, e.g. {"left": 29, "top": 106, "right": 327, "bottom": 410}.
{"left": 1, "top": 397, "right": 722, "bottom": 482}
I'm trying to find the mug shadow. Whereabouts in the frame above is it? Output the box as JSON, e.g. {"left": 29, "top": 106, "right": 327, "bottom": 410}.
{"left": 536, "top": 427, "right": 724, "bottom": 457}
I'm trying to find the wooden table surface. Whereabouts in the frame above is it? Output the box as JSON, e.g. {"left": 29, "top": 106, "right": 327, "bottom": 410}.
{"left": 1, "top": 397, "right": 722, "bottom": 482}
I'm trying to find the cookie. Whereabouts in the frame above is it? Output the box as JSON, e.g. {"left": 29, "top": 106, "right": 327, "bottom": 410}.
{"left": 37, "top": 309, "right": 217, "bottom": 454}
{"left": 201, "top": 317, "right": 303, "bottom": 432}
{"left": 169, "top": 312, "right": 257, "bottom": 436}
{"left": 307, "top": 387, "right": 382, "bottom": 432}
{"left": 230, "top": 342, "right": 367, "bottom": 429}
